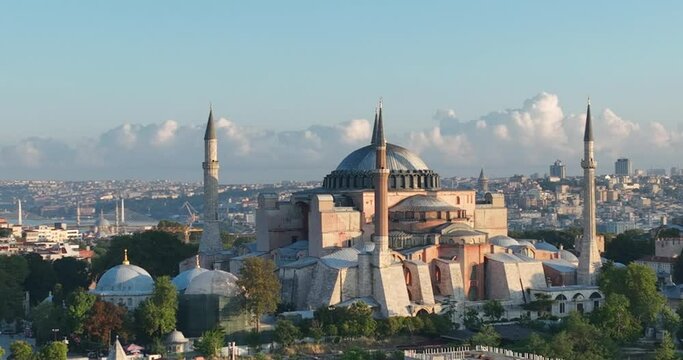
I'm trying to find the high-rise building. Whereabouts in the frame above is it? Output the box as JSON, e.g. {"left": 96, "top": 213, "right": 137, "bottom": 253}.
{"left": 578, "top": 99, "right": 601, "bottom": 286}
{"left": 549, "top": 160, "right": 566, "bottom": 179}
{"left": 615, "top": 158, "right": 631, "bottom": 176}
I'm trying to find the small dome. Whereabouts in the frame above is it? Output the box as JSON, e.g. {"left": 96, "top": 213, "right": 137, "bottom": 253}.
{"left": 517, "top": 240, "right": 535, "bottom": 249}
{"left": 172, "top": 267, "right": 209, "bottom": 291}
{"left": 185, "top": 270, "right": 240, "bottom": 297}
{"left": 95, "top": 264, "right": 154, "bottom": 295}
{"left": 560, "top": 250, "right": 579, "bottom": 263}
{"left": 489, "top": 235, "right": 519, "bottom": 248}
{"left": 534, "top": 242, "right": 559, "bottom": 252}
{"left": 166, "top": 330, "right": 188, "bottom": 344}
{"left": 336, "top": 143, "right": 430, "bottom": 171}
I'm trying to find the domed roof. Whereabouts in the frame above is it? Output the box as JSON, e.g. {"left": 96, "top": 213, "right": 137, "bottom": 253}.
{"left": 391, "top": 195, "right": 459, "bottom": 212}
{"left": 560, "top": 250, "right": 579, "bottom": 263}
{"left": 166, "top": 330, "right": 188, "bottom": 344}
{"left": 185, "top": 270, "right": 240, "bottom": 297}
{"left": 336, "top": 143, "right": 430, "bottom": 172}
{"left": 172, "top": 267, "right": 209, "bottom": 291}
{"left": 534, "top": 241, "right": 559, "bottom": 252}
{"left": 94, "top": 263, "right": 154, "bottom": 295}
{"left": 489, "top": 235, "right": 520, "bottom": 248}
{"left": 517, "top": 240, "right": 536, "bottom": 249}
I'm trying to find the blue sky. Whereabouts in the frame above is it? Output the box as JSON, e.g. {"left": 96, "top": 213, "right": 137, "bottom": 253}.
{"left": 1, "top": 1, "right": 683, "bottom": 181}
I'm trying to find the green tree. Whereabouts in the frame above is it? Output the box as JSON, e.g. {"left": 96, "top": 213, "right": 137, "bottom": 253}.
{"left": 525, "top": 333, "right": 548, "bottom": 356}
{"left": 603, "top": 229, "right": 651, "bottom": 264}
{"left": 31, "top": 302, "right": 65, "bottom": 345}
{"left": 194, "top": 329, "right": 224, "bottom": 359}
{"left": 0, "top": 255, "right": 29, "bottom": 321}
{"left": 10, "top": 340, "right": 34, "bottom": 360}
{"left": 53, "top": 257, "right": 91, "bottom": 297}
{"left": 562, "top": 312, "right": 616, "bottom": 359}
{"left": 547, "top": 331, "right": 574, "bottom": 359}
{"left": 308, "top": 319, "right": 324, "bottom": 341}
{"left": 136, "top": 276, "right": 178, "bottom": 338}
{"left": 598, "top": 262, "right": 665, "bottom": 324}
{"left": 590, "top": 294, "right": 641, "bottom": 343}
{"left": 0, "top": 228, "right": 13, "bottom": 237}
{"left": 237, "top": 257, "right": 280, "bottom": 332}
{"left": 274, "top": 319, "right": 301, "bottom": 347}
{"left": 483, "top": 299, "right": 505, "bottom": 322}
{"left": 23, "top": 253, "right": 56, "bottom": 306}
{"left": 463, "top": 308, "right": 482, "bottom": 330}
{"left": 655, "top": 331, "right": 677, "bottom": 360}
{"left": 92, "top": 231, "right": 197, "bottom": 278}
{"left": 65, "top": 289, "right": 96, "bottom": 336}
{"left": 0, "top": 346, "right": 4, "bottom": 358}
{"left": 37, "top": 341, "right": 67, "bottom": 360}
{"left": 469, "top": 324, "right": 500, "bottom": 347}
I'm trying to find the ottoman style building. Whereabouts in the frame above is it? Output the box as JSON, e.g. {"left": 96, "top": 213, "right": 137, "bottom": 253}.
{"left": 177, "top": 99, "right": 606, "bottom": 320}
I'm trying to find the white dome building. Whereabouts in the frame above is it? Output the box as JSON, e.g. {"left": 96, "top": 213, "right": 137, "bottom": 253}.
{"left": 172, "top": 255, "right": 209, "bottom": 292}
{"left": 92, "top": 249, "right": 154, "bottom": 310}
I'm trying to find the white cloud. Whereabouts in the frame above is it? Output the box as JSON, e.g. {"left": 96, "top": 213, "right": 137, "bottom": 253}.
{"left": 2, "top": 93, "right": 682, "bottom": 181}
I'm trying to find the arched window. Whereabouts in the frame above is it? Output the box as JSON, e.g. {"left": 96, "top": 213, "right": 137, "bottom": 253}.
{"left": 556, "top": 294, "right": 567, "bottom": 314}
{"left": 468, "top": 286, "right": 478, "bottom": 301}
{"left": 435, "top": 266, "right": 442, "bottom": 283}
{"left": 470, "top": 264, "right": 478, "bottom": 280}
{"left": 456, "top": 196, "right": 461, "bottom": 205}
{"left": 590, "top": 292, "right": 602, "bottom": 310}
{"left": 404, "top": 269, "right": 412, "bottom": 286}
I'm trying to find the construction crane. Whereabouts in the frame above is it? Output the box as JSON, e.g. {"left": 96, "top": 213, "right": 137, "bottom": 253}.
{"left": 180, "top": 202, "right": 200, "bottom": 243}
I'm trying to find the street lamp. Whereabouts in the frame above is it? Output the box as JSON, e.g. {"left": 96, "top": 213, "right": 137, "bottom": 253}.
{"left": 51, "top": 328, "right": 59, "bottom": 341}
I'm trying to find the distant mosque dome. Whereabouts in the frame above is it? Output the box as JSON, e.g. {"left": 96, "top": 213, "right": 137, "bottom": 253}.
{"left": 172, "top": 255, "right": 209, "bottom": 292}
{"left": 185, "top": 270, "right": 240, "bottom": 297}
{"left": 489, "top": 235, "right": 520, "bottom": 248}
{"left": 166, "top": 329, "right": 189, "bottom": 344}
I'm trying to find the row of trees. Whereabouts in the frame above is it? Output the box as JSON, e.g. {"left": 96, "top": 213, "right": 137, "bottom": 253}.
{"left": 272, "top": 303, "right": 453, "bottom": 349}
{"left": 509, "top": 262, "right": 679, "bottom": 359}
{"left": 31, "top": 276, "right": 178, "bottom": 354}
{"left": 0, "top": 341, "right": 68, "bottom": 360}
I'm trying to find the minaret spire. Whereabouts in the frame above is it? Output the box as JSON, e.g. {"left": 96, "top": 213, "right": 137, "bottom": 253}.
{"left": 584, "top": 97, "right": 593, "bottom": 141}
{"left": 373, "top": 98, "right": 389, "bottom": 267}
{"left": 371, "top": 107, "right": 379, "bottom": 145}
{"left": 199, "top": 105, "right": 223, "bottom": 265}
{"left": 578, "top": 97, "right": 601, "bottom": 285}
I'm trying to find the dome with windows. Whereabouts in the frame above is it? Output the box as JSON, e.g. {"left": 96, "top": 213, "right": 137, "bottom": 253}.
{"left": 323, "top": 143, "right": 440, "bottom": 190}
{"left": 94, "top": 263, "right": 154, "bottom": 296}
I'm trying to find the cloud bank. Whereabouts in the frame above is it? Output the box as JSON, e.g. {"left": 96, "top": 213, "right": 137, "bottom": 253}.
{"left": 1, "top": 92, "right": 681, "bottom": 182}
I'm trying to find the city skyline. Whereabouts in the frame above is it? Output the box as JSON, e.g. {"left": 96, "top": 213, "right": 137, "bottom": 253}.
{"left": 2, "top": 1, "right": 683, "bottom": 181}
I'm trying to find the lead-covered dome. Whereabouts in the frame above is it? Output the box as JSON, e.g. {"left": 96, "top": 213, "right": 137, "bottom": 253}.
{"left": 489, "top": 235, "right": 520, "bottom": 248}
{"left": 94, "top": 263, "right": 154, "bottom": 295}
{"left": 172, "top": 267, "right": 209, "bottom": 292}
{"left": 323, "top": 143, "right": 440, "bottom": 191}
{"left": 185, "top": 270, "right": 240, "bottom": 297}
{"left": 336, "top": 143, "right": 429, "bottom": 171}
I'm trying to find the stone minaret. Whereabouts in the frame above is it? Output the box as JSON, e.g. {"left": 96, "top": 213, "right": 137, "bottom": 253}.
{"left": 478, "top": 168, "right": 489, "bottom": 193}
{"left": 17, "top": 199, "right": 22, "bottom": 226}
{"left": 372, "top": 100, "right": 390, "bottom": 268}
{"left": 368, "top": 100, "right": 411, "bottom": 317}
{"left": 199, "top": 107, "right": 223, "bottom": 259}
{"left": 578, "top": 99, "right": 601, "bottom": 285}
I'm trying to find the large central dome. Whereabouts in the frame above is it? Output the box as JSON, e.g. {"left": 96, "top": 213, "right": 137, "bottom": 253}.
{"left": 336, "top": 143, "right": 430, "bottom": 172}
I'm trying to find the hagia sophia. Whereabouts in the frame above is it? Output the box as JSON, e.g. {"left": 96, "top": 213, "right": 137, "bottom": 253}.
{"left": 92, "top": 99, "right": 606, "bottom": 340}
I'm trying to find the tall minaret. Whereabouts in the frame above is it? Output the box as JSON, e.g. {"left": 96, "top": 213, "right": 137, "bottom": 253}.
{"left": 199, "top": 106, "right": 223, "bottom": 258}
{"left": 120, "top": 198, "right": 125, "bottom": 225}
{"left": 76, "top": 202, "right": 81, "bottom": 227}
{"left": 17, "top": 199, "right": 22, "bottom": 226}
{"left": 372, "top": 99, "right": 390, "bottom": 268}
{"left": 578, "top": 98, "right": 601, "bottom": 286}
